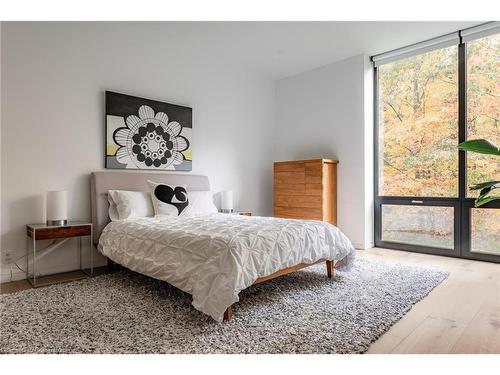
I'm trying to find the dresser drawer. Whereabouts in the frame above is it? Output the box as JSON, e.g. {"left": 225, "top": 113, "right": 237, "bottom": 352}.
{"left": 274, "top": 207, "right": 322, "bottom": 221}
{"left": 305, "top": 183, "right": 323, "bottom": 196}
{"left": 274, "top": 162, "right": 305, "bottom": 172}
{"left": 28, "top": 225, "right": 92, "bottom": 240}
{"left": 275, "top": 195, "right": 322, "bottom": 209}
{"left": 304, "top": 163, "right": 322, "bottom": 185}
{"left": 274, "top": 171, "right": 305, "bottom": 185}
{"left": 274, "top": 183, "right": 306, "bottom": 195}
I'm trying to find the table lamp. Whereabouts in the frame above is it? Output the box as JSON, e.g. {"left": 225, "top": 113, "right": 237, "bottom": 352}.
{"left": 220, "top": 190, "right": 234, "bottom": 213}
{"left": 46, "top": 190, "right": 68, "bottom": 226}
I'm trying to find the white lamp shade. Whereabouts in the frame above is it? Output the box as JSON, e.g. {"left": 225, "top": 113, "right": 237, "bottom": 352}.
{"left": 46, "top": 190, "right": 68, "bottom": 224}
{"left": 221, "top": 190, "right": 234, "bottom": 210}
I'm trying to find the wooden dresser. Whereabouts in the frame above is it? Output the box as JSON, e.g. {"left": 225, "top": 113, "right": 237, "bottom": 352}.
{"left": 273, "top": 159, "right": 338, "bottom": 225}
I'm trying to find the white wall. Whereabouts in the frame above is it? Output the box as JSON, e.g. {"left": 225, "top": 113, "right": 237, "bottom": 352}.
{"left": 274, "top": 54, "right": 374, "bottom": 249}
{"left": 1, "top": 23, "right": 376, "bottom": 283}
{"left": 362, "top": 56, "right": 374, "bottom": 250}
{"left": 0, "top": 22, "right": 275, "bottom": 281}
{"left": 0, "top": 23, "right": 2, "bottom": 269}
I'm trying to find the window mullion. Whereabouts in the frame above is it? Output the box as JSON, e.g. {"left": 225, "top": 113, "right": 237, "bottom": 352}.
{"left": 458, "top": 43, "right": 467, "bottom": 200}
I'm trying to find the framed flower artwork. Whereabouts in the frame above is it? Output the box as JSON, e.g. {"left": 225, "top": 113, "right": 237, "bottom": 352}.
{"left": 105, "top": 91, "right": 192, "bottom": 171}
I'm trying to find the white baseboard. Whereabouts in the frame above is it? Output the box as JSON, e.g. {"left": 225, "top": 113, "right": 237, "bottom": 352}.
{"left": 353, "top": 241, "right": 374, "bottom": 250}
{"left": 1, "top": 262, "right": 78, "bottom": 283}
{"left": 1, "top": 257, "right": 107, "bottom": 283}
{"left": 0, "top": 266, "right": 26, "bottom": 283}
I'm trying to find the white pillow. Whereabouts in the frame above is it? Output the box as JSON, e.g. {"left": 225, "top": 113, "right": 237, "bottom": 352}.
{"left": 148, "top": 180, "right": 189, "bottom": 216}
{"left": 107, "top": 193, "right": 119, "bottom": 221}
{"left": 108, "top": 190, "right": 154, "bottom": 220}
{"left": 181, "top": 191, "right": 218, "bottom": 217}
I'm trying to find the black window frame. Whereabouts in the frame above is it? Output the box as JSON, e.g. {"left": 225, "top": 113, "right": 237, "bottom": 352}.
{"left": 373, "top": 39, "right": 500, "bottom": 263}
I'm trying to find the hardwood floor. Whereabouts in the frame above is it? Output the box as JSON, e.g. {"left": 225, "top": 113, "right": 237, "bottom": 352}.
{"left": 0, "top": 249, "right": 498, "bottom": 354}
{"left": 360, "top": 248, "right": 500, "bottom": 354}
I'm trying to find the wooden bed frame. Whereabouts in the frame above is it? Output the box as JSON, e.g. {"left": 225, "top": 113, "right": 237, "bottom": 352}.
{"left": 222, "top": 259, "right": 334, "bottom": 321}
{"left": 108, "top": 257, "right": 334, "bottom": 322}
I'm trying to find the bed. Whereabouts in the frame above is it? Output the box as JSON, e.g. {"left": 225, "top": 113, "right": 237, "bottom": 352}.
{"left": 91, "top": 171, "right": 355, "bottom": 322}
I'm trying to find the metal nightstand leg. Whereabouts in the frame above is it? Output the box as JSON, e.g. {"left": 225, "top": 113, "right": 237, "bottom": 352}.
{"left": 27, "top": 235, "right": 37, "bottom": 288}
{"left": 33, "top": 235, "right": 36, "bottom": 287}
{"left": 79, "top": 236, "right": 82, "bottom": 270}
{"left": 25, "top": 236, "right": 29, "bottom": 281}
{"left": 90, "top": 226, "right": 93, "bottom": 276}
{"left": 81, "top": 229, "right": 94, "bottom": 277}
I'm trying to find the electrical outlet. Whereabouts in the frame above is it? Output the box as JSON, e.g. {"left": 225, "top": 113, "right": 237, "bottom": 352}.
{"left": 2, "top": 251, "right": 13, "bottom": 264}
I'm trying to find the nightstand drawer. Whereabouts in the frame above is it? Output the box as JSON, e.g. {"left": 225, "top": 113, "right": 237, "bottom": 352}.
{"left": 28, "top": 225, "right": 91, "bottom": 240}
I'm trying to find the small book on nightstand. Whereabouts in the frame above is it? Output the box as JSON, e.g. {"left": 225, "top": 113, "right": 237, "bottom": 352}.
{"left": 234, "top": 211, "right": 252, "bottom": 216}
{"left": 221, "top": 210, "right": 252, "bottom": 216}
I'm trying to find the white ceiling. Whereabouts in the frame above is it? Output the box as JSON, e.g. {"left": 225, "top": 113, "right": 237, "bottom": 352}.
{"left": 165, "top": 21, "right": 480, "bottom": 80}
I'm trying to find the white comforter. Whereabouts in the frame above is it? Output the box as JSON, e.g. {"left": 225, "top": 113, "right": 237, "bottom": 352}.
{"left": 98, "top": 213, "right": 355, "bottom": 321}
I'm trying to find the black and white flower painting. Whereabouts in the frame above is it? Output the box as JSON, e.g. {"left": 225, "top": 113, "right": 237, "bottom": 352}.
{"left": 106, "top": 91, "right": 192, "bottom": 171}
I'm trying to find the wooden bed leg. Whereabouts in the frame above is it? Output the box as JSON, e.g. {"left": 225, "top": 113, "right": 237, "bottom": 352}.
{"left": 326, "top": 260, "right": 334, "bottom": 278}
{"left": 107, "top": 258, "right": 115, "bottom": 272}
{"left": 223, "top": 306, "right": 233, "bottom": 321}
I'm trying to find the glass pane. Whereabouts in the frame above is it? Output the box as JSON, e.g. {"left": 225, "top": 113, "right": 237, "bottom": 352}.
{"left": 471, "top": 208, "right": 500, "bottom": 255}
{"left": 466, "top": 33, "right": 500, "bottom": 198}
{"left": 382, "top": 204, "right": 454, "bottom": 249}
{"left": 378, "top": 46, "right": 459, "bottom": 197}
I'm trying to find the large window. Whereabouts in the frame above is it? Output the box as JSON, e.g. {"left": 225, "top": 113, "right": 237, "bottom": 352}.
{"left": 378, "top": 46, "right": 459, "bottom": 197}
{"left": 374, "top": 24, "right": 500, "bottom": 262}
{"left": 466, "top": 33, "right": 500, "bottom": 199}
{"left": 381, "top": 205, "right": 454, "bottom": 248}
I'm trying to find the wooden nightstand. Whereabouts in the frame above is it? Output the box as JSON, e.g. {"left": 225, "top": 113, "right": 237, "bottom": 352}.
{"left": 26, "top": 221, "right": 93, "bottom": 287}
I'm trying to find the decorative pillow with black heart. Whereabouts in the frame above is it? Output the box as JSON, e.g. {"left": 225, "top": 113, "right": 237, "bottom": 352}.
{"left": 147, "top": 180, "right": 189, "bottom": 216}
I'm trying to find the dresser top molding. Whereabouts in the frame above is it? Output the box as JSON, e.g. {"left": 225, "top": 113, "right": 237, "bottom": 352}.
{"left": 274, "top": 159, "right": 338, "bottom": 165}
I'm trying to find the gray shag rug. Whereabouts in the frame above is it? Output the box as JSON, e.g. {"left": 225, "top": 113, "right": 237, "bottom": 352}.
{"left": 0, "top": 258, "right": 447, "bottom": 354}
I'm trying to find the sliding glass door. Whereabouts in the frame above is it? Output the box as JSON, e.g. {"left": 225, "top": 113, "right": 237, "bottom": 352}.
{"left": 374, "top": 25, "right": 499, "bottom": 262}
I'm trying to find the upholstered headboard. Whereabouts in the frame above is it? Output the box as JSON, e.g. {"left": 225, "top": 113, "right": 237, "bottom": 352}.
{"left": 90, "top": 171, "right": 210, "bottom": 244}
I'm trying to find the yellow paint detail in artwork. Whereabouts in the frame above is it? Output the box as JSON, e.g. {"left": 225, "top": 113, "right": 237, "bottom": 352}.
{"left": 107, "top": 145, "right": 119, "bottom": 156}
{"left": 182, "top": 151, "right": 192, "bottom": 161}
